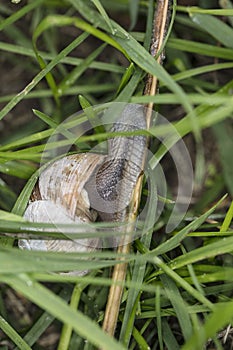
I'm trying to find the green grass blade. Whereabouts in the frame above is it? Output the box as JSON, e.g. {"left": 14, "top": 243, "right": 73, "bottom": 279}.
{"left": 0, "top": 160, "right": 35, "bottom": 179}
{"left": 14, "top": 287, "right": 72, "bottom": 349}
{"left": 154, "top": 257, "right": 213, "bottom": 309}
{"left": 69, "top": 0, "right": 195, "bottom": 118}
{"left": 168, "top": 38, "right": 233, "bottom": 60}
{"left": 182, "top": 300, "right": 233, "bottom": 350}
{"left": 162, "top": 319, "right": 180, "bottom": 350}
{"left": 129, "top": 0, "right": 140, "bottom": 30}
{"left": 0, "top": 35, "right": 88, "bottom": 121}
{"left": 0, "top": 179, "right": 17, "bottom": 210}
{"left": 0, "top": 210, "right": 25, "bottom": 222}
{"left": 213, "top": 122, "right": 233, "bottom": 197}
{"left": 131, "top": 325, "right": 150, "bottom": 350}
{"left": 120, "top": 110, "right": 157, "bottom": 344}
{"left": 32, "top": 17, "right": 89, "bottom": 105}
{"left": 155, "top": 286, "right": 164, "bottom": 350}
{"left": 1, "top": 2, "right": 232, "bottom": 348}
{"left": 11, "top": 168, "right": 40, "bottom": 215}
{"left": 220, "top": 201, "right": 233, "bottom": 232}
{"left": 0, "top": 0, "right": 44, "bottom": 31}
{"left": 0, "top": 247, "right": 121, "bottom": 274}
{"left": 177, "top": 6, "right": 233, "bottom": 16}
{"left": 165, "top": 62, "right": 233, "bottom": 84}
{"left": 169, "top": 235, "right": 233, "bottom": 271}
{"left": 58, "top": 43, "right": 106, "bottom": 95}
{"left": 149, "top": 195, "right": 227, "bottom": 256}
{"left": 160, "top": 274, "right": 193, "bottom": 341}
{"left": 32, "top": 109, "right": 58, "bottom": 128}
{"left": 0, "top": 129, "right": 52, "bottom": 151}
{"left": 116, "top": 67, "right": 143, "bottom": 102}
{"left": 190, "top": 13, "right": 233, "bottom": 48}
{"left": 0, "top": 314, "right": 32, "bottom": 350}
{"left": 116, "top": 62, "right": 135, "bottom": 95}
{"left": 58, "top": 283, "right": 88, "bottom": 350}
{"left": 219, "top": 0, "right": 233, "bottom": 25}
{"left": 91, "top": 0, "right": 115, "bottom": 34}
{"left": 3, "top": 275, "right": 126, "bottom": 350}
{"left": 0, "top": 41, "right": 124, "bottom": 73}
{"left": 132, "top": 93, "right": 231, "bottom": 105}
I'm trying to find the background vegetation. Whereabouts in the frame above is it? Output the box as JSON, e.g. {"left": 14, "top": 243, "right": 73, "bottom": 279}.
{"left": 0, "top": 0, "right": 233, "bottom": 349}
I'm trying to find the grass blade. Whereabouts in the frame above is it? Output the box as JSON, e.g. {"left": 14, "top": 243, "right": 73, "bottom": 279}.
{"left": 149, "top": 195, "right": 227, "bottom": 256}
{"left": 3, "top": 275, "right": 126, "bottom": 350}
{"left": 190, "top": 13, "right": 233, "bottom": 48}
{"left": 160, "top": 274, "right": 192, "bottom": 341}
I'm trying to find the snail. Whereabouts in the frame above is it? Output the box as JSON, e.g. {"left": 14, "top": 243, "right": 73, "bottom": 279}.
{"left": 18, "top": 104, "right": 147, "bottom": 275}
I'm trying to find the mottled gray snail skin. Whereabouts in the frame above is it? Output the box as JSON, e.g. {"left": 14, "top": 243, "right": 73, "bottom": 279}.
{"left": 86, "top": 104, "right": 147, "bottom": 225}
{"left": 19, "top": 104, "right": 147, "bottom": 275}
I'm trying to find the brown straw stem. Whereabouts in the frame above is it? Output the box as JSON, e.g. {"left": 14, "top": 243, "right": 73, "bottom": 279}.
{"left": 101, "top": 0, "right": 171, "bottom": 345}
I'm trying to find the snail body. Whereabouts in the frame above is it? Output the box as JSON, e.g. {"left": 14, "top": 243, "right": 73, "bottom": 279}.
{"left": 19, "top": 104, "right": 146, "bottom": 275}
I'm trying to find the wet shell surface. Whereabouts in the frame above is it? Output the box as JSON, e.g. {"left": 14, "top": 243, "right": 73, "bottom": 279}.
{"left": 19, "top": 153, "right": 106, "bottom": 276}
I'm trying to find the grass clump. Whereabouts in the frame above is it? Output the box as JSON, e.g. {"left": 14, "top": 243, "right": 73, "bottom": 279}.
{"left": 0, "top": 1, "right": 233, "bottom": 349}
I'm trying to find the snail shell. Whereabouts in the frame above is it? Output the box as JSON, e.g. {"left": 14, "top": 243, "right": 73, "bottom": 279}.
{"left": 19, "top": 153, "right": 105, "bottom": 276}
{"left": 19, "top": 104, "right": 147, "bottom": 275}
